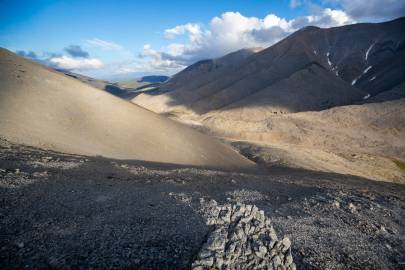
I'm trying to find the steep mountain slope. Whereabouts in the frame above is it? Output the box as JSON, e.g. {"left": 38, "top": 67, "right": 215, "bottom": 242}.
{"left": 160, "top": 48, "right": 258, "bottom": 92}
{"left": 359, "top": 81, "right": 405, "bottom": 104}
{"left": 0, "top": 48, "right": 253, "bottom": 170}
{"left": 133, "top": 17, "right": 405, "bottom": 115}
{"left": 192, "top": 64, "right": 366, "bottom": 120}
{"left": 133, "top": 48, "right": 260, "bottom": 113}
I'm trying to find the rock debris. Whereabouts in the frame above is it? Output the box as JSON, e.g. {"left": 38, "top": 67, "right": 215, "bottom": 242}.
{"left": 193, "top": 200, "right": 295, "bottom": 270}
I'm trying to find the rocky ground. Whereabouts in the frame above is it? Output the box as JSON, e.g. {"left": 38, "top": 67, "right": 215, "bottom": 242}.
{"left": 1, "top": 138, "right": 404, "bottom": 269}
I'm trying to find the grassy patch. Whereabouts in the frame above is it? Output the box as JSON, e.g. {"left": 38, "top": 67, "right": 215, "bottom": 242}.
{"left": 393, "top": 159, "right": 405, "bottom": 172}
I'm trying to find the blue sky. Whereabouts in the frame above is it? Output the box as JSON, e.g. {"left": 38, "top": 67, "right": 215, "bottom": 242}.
{"left": 1, "top": 0, "right": 404, "bottom": 80}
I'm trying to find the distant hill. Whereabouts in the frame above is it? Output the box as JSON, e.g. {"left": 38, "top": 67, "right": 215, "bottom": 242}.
{"left": 58, "top": 70, "right": 168, "bottom": 99}
{"left": 138, "top": 75, "right": 169, "bottom": 83}
{"left": 58, "top": 70, "right": 130, "bottom": 97}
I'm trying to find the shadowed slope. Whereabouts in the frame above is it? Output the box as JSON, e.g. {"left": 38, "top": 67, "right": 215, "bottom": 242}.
{"left": 193, "top": 63, "right": 366, "bottom": 120}
{"left": 0, "top": 48, "right": 253, "bottom": 170}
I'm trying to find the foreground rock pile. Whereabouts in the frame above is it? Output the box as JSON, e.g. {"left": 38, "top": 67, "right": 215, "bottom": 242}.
{"left": 193, "top": 200, "right": 295, "bottom": 270}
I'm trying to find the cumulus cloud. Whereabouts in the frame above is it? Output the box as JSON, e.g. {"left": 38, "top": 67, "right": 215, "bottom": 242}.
{"left": 138, "top": 9, "right": 355, "bottom": 73}
{"left": 64, "top": 45, "right": 89, "bottom": 58}
{"left": 164, "top": 23, "right": 203, "bottom": 39}
{"left": 330, "top": 0, "right": 405, "bottom": 21}
{"left": 291, "top": 8, "right": 352, "bottom": 29}
{"left": 85, "top": 38, "right": 123, "bottom": 51}
{"left": 101, "top": 43, "right": 188, "bottom": 76}
{"left": 49, "top": 56, "right": 103, "bottom": 70}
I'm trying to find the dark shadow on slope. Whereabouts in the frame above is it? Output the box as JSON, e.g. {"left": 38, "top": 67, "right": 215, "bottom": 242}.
{"left": 104, "top": 84, "right": 128, "bottom": 96}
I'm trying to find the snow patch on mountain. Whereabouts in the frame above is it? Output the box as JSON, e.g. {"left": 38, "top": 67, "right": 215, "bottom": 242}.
{"left": 352, "top": 66, "right": 373, "bottom": 85}
{"left": 363, "top": 66, "right": 372, "bottom": 74}
{"left": 326, "top": 52, "right": 332, "bottom": 66}
{"left": 365, "top": 43, "right": 376, "bottom": 61}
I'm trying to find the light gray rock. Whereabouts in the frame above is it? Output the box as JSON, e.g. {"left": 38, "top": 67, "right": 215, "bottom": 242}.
{"left": 255, "top": 245, "right": 268, "bottom": 258}
{"left": 192, "top": 200, "right": 296, "bottom": 270}
{"left": 286, "top": 254, "right": 294, "bottom": 265}
{"left": 272, "top": 256, "right": 282, "bottom": 267}
{"left": 282, "top": 237, "right": 291, "bottom": 252}
{"left": 198, "top": 256, "right": 214, "bottom": 267}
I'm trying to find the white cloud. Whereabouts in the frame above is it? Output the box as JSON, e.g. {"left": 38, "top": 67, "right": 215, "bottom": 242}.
{"left": 324, "top": 0, "right": 405, "bottom": 21}
{"left": 85, "top": 38, "right": 124, "bottom": 51}
{"left": 139, "top": 9, "right": 355, "bottom": 73}
{"left": 103, "top": 44, "right": 186, "bottom": 76}
{"left": 291, "top": 8, "right": 352, "bottom": 29}
{"left": 49, "top": 56, "right": 104, "bottom": 70}
{"left": 141, "top": 44, "right": 162, "bottom": 59}
{"left": 138, "top": 44, "right": 185, "bottom": 71}
{"left": 290, "top": 0, "right": 301, "bottom": 8}
{"left": 164, "top": 23, "right": 203, "bottom": 39}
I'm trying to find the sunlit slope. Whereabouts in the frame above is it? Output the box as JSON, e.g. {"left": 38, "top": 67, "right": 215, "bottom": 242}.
{"left": 0, "top": 48, "right": 253, "bottom": 169}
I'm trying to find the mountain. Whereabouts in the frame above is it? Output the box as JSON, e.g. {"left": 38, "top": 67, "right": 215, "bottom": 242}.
{"left": 0, "top": 48, "right": 253, "bottom": 170}
{"left": 114, "top": 76, "right": 170, "bottom": 97}
{"left": 131, "top": 17, "right": 405, "bottom": 182}
{"left": 116, "top": 75, "right": 169, "bottom": 92}
{"left": 160, "top": 48, "right": 259, "bottom": 92}
{"left": 358, "top": 81, "right": 405, "bottom": 104}
{"left": 133, "top": 17, "right": 405, "bottom": 116}
{"left": 58, "top": 70, "right": 166, "bottom": 100}
{"left": 133, "top": 48, "right": 260, "bottom": 113}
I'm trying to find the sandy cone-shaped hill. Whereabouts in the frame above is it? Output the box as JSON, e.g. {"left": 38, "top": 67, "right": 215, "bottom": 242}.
{"left": 0, "top": 48, "right": 253, "bottom": 170}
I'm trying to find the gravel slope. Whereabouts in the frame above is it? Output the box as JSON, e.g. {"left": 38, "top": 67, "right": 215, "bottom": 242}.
{"left": 1, "top": 139, "right": 404, "bottom": 269}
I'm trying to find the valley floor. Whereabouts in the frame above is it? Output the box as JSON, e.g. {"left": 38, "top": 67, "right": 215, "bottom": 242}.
{"left": 0, "top": 138, "right": 404, "bottom": 269}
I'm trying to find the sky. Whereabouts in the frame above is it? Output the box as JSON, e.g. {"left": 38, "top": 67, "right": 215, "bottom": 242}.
{"left": 1, "top": 0, "right": 404, "bottom": 80}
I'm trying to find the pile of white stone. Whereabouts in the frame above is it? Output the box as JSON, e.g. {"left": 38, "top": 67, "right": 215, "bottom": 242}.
{"left": 193, "top": 200, "right": 296, "bottom": 270}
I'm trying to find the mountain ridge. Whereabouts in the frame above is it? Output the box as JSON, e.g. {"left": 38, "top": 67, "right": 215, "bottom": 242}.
{"left": 133, "top": 17, "right": 405, "bottom": 115}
